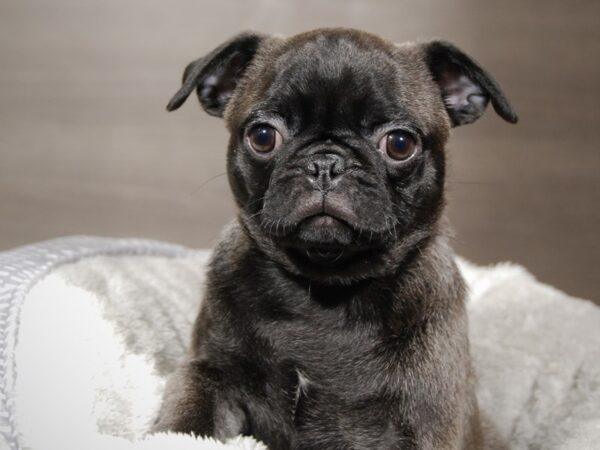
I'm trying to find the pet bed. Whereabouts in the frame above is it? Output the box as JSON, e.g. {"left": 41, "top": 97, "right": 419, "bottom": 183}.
{"left": 0, "top": 236, "right": 598, "bottom": 449}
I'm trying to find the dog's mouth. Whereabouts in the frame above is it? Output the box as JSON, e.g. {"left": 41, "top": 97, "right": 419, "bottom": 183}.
{"left": 288, "top": 245, "right": 376, "bottom": 268}
{"left": 296, "top": 213, "right": 353, "bottom": 244}
{"left": 282, "top": 213, "right": 376, "bottom": 268}
{"left": 294, "top": 244, "right": 348, "bottom": 266}
{"left": 257, "top": 193, "right": 391, "bottom": 273}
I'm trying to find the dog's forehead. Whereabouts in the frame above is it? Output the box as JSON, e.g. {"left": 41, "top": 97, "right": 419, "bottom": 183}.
{"left": 274, "top": 30, "right": 396, "bottom": 76}
{"left": 265, "top": 31, "right": 406, "bottom": 131}
{"left": 226, "top": 29, "right": 447, "bottom": 136}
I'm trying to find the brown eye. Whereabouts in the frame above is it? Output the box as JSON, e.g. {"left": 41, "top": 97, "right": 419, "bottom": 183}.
{"left": 379, "top": 130, "right": 417, "bottom": 161}
{"left": 247, "top": 125, "right": 281, "bottom": 153}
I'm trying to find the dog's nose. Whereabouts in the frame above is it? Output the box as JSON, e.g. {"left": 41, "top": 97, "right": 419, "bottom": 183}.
{"left": 305, "top": 153, "right": 345, "bottom": 191}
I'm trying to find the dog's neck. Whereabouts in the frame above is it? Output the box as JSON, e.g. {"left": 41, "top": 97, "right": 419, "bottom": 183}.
{"left": 208, "top": 219, "right": 465, "bottom": 321}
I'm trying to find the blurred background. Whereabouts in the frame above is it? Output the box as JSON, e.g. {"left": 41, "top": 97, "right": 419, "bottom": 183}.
{"left": 0, "top": 0, "right": 598, "bottom": 302}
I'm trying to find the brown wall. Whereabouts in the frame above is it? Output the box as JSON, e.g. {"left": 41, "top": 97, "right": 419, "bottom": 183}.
{"left": 1, "top": 0, "right": 598, "bottom": 303}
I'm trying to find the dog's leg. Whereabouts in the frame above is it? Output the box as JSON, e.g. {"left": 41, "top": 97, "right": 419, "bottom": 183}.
{"left": 151, "top": 360, "right": 247, "bottom": 441}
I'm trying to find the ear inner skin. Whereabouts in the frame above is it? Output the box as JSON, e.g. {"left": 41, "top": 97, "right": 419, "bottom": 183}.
{"left": 424, "top": 40, "right": 518, "bottom": 126}
{"left": 166, "top": 32, "right": 265, "bottom": 116}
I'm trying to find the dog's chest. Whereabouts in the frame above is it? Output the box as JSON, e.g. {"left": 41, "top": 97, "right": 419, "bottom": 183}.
{"left": 259, "top": 300, "right": 389, "bottom": 373}
{"left": 251, "top": 312, "right": 414, "bottom": 449}
{"left": 251, "top": 284, "right": 411, "bottom": 392}
{"left": 260, "top": 303, "right": 401, "bottom": 386}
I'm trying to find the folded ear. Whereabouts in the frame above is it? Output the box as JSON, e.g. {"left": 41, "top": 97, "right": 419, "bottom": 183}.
{"left": 166, "top": 32, "right": 266, "bottom": 117}
{"left": 423, "top": 41, "right": 518, "bottom": 126}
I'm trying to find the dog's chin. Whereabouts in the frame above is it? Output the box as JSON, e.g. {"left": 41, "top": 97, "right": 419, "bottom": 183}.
{"left": 271, "top": 214, "right": 386, "bottom": 283}
{"left": 287, "top": 215, "right": 355, "bottom": 265}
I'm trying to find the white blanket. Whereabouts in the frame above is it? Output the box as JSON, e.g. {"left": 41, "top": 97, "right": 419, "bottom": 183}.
{"left": 2, "top": 237, "right": 599, "bottom": 449}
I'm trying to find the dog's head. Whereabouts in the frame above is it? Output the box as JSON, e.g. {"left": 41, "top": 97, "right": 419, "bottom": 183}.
{"left": 168, "top": 29, "right": 517, "bottom": 283}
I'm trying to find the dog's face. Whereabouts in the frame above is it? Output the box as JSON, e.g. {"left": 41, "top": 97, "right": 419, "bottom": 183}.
{"left": 169, "top": 29, "right": 517, "bottom": 283}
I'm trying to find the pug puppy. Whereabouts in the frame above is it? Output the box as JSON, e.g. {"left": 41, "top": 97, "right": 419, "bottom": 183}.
{"left": 152, "top": 28, "right": 517, "bottom": 450}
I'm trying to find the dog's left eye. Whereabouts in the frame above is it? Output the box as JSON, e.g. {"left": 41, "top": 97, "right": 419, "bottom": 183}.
{"left": 378, "top": 130, "right": 418, "bottom": 161}
{"left": 246, "top": 125, "right": 282, "bottom": 153}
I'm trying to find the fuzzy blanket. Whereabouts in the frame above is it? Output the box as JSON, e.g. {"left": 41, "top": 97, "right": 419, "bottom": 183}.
{"left": 1, "top": 236, "right": 599, "bottom": 450}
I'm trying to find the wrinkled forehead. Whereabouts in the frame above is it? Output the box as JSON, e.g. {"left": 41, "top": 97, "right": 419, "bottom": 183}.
{"left": 226, "top": 31, "right": 446, "bottom": 136}
{"left": 264, "top": 34, "right": 402, "bottom": 132}
{"left": 250, "top": 35, "right": 413, "bottom": 135}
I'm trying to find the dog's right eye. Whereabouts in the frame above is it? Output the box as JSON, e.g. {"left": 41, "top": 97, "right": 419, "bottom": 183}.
{"left": 246, "top": 125, "right": 282, "bottom": 153}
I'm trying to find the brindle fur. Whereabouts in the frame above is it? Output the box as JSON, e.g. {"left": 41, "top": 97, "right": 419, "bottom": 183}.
{"left": 153, "top": 28, "right": 517, "bottom": 450}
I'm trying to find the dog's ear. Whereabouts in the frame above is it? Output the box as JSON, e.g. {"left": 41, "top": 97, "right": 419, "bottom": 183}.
{"left": 166, "top": 32, "right": 266, "bottom": 116}
{"left": 422, "top": 41, "right": 518, "bottom": 126}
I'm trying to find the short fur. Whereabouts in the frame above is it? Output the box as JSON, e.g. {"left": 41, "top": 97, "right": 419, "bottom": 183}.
{"left": 153, "top": 28, "right": 517, "bottom": 450}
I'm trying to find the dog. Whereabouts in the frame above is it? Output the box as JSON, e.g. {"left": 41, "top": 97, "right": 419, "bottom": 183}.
{"left": 152, "top": 28, "right": 517, "bottom": 449}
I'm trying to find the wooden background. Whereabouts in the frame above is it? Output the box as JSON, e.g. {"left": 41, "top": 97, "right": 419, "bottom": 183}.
{"left": 1, "top": 0, "right": 598, "bottom": 303}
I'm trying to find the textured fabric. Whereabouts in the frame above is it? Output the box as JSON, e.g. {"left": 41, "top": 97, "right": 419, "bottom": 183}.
{"left": 463, "top": 260, "right": 600, "bottom": 448}
{"left": 0, "top": 237, "right": 194, "bottom": 450}
{"left": 1, "top": 236, "right": 599, "bottom": 449}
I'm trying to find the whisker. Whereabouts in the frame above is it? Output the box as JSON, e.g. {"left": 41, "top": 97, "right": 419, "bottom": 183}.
{"left": 446, "top": 180, "right": 499, "bottom": 185}
{"left": 247, "top": 210, "right": 263, "bottom": 219}
{"left": 330, "top": 250, "right": 345, "bottom": 264}
{"left": 246, "top": 195, "right": 268, "bottom": 208}
{"left": 191, "top": 172, "right": 227, "bottom": 194}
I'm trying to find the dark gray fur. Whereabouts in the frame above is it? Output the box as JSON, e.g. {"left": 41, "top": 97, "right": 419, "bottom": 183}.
{"left": 152, "top": 28, "right": 517, "bottom": 450}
